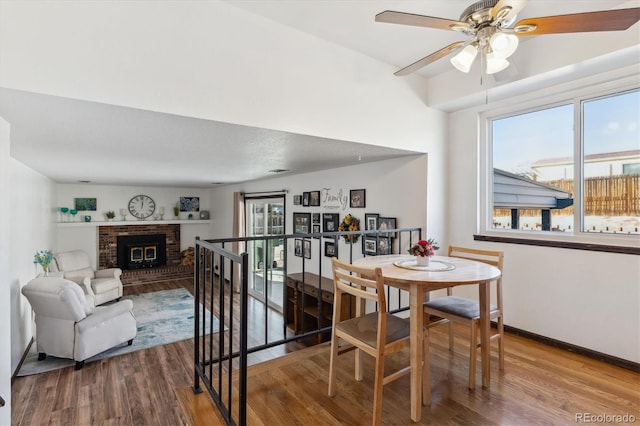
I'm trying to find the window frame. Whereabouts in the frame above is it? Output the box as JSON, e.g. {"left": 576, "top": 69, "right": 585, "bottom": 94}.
{"left": 478, "top": 76, "right": 639, "bottom": 251}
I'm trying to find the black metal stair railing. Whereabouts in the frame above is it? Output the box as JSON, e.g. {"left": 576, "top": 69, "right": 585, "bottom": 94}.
{"left": 192, "top": 227, "right": 422, "bottom": 426}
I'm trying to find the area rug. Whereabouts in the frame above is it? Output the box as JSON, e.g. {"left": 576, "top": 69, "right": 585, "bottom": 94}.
{"left": 18, "top": 288, "right": 220, "bottom": 376}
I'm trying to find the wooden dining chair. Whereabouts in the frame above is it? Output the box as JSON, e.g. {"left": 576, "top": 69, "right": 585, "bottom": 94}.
{"left": 328, "top": 257, "right": 429, "bottom": 425}
{"left": 423, "top": 245, "right": 504, "bottom": 389}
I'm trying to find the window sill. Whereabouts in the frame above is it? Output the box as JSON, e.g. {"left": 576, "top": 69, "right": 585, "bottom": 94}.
{"left": 473, "top": 234, "right": 640, "bottom": 255}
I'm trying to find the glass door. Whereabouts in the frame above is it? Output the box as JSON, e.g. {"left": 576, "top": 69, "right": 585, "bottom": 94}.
{"left": 245, "top": 196, "right": 285, "bottom": 312}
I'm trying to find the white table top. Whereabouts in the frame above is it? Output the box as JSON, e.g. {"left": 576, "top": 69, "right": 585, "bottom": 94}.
{"left": 354, "top": 254, "right": 501, "bottom": 291}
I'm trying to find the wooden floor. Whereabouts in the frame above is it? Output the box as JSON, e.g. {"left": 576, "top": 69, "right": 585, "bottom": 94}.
{"left": 12, "top": 279, "right": 640, "bottom": 425}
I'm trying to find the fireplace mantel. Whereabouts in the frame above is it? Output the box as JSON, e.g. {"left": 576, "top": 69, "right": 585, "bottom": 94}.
{"left": 56, "top": 219, "right": 209, "bottom": 228}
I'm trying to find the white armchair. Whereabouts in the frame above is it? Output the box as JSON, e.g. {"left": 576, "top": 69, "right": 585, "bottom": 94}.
{"left": 51, "top": 250, "right": 123, "bottom": 305}
{"left": 21, "top": 277, "right": 137, "bottom": 370}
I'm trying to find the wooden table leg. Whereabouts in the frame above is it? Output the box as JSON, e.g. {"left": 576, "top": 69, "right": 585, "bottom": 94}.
{"left": 479, "top": 281, "right": 490, "bottom": 388}
{"left": 409, "top": 285, "right": 423, "bottom": 421}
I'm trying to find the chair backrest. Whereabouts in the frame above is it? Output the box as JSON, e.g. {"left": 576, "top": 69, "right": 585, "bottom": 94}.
{"left": 21, "top": 277, "right": 89, "bottom": 321}
{"left": 447, "top": 246, "right": 504, "bottom": 306}
{"left": 331, "top": 257, "right": 387, "bottom": 319}
{"left": 447, "top": 246, "right": 503, "bottom": 272}
{"left": 52, "top": 250, "right": 95, "bottom": 280}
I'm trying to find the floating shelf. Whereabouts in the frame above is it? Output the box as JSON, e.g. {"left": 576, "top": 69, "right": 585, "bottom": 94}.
{"left": 56, "top": 219, "right": 210, "bottom": 227}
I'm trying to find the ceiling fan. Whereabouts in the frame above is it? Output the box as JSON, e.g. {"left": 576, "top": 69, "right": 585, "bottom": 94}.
{"left": 376, "top": 0, "right": 640, "bottom": 76}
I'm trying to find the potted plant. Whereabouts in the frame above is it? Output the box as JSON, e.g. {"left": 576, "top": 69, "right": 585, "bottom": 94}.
{"left": 173, "top": 202, "right": 180, "bottom": 219}
{"left": 105, "top": 211, "right": 116, "bottom": 221}
{"left": 33, "top": 250, "right": 53, "bottom": 276}
{"left": 408, "top": 238, "right": 439, "bottom": 266}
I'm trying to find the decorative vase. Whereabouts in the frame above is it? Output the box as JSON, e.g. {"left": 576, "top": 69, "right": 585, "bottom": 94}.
{"left": 416, "top": 256, "right": 430, "bottom": 267}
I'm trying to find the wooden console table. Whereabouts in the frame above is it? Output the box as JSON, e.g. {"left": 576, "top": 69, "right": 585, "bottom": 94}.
{"left": 285, "top": 272, "right": 354, "bottom": 340}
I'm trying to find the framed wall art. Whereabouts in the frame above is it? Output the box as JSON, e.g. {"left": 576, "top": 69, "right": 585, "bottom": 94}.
{"left": 324, "top": 241, "right": 337, "bottom": 258}
{"left": 180, "top": 196, "right": 200, "bottom": 212}
{"left": 312, "top": 213, "right": 320, "bottom": 224}
{"left": 377, "top": 236, "right": 392, "bottom": 255}
{"left": 312, "top": 224, "right": 321, "bottom": 238}
{"left": 349, "top": 189, "right": 366, "bottom": 208}
{"left": 363, "top": 237, "right": 377, "bottom": 255}
{"left": 303, "top": 240, "right": 311, "bottom": 259}
{"left": 302, "top": 192, "right": 310, "bottom": 207}
{"left": 322, "top": 213, "right": 340, "bottom": 234}
{"left": 309, "top": 190, "right": 321, "bottom": 206}
{"left": 365, "top": 213, "right": 379, "bottom": 231}
{"left": 293, "top": 195, "right": 302, "bottom": 205}
{"left": 294, "top": 239, "right": 303, "bottom": 257}
{"left": 293, "top": 212, "right": 311, "bottom": 234}
{"left": 378, "top": 217, "right": 397, "bottom": 237}
{"left": 74, "top": 197, "right": 97, "bottom": 211}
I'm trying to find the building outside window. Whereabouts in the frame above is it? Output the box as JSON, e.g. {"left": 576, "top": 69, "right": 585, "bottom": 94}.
{"left": 487, "top": 88, "right": 639, "bottom": 237}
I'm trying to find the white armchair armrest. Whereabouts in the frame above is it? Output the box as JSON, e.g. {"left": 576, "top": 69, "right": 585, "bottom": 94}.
{"left": 95, "top": 268, "right": 122, "bottom": 279}
{"left": 75, "top": 299, "right": 134, "bottom": 334}
{"left": 60, "top": 276, "right": 95, "bottom": 312}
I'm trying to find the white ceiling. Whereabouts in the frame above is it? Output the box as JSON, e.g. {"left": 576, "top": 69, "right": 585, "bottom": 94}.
{"left": 0, "top": 0, "right": 635, "bottom": 187}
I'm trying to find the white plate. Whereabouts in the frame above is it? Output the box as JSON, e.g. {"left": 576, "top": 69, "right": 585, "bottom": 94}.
{"left": 393, "top": 259, "right": 456, "bottom": 272}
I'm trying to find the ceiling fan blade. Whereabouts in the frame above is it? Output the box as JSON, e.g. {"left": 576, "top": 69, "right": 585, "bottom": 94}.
{"left": 514, "top": 7, "right": 640, "bottom": 35}
{"left": 376, "top": 10, "right": 470, "bottom": 31}
{"left": 492, "top": 0, "right": 528, "bottom": 21}
{"left": 394, "top": 41, "right": 466, "bottom": 76}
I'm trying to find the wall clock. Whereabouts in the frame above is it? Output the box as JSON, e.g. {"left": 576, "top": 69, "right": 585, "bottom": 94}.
{"left": 128, "top": 194, "right": 156, "bottom": 220}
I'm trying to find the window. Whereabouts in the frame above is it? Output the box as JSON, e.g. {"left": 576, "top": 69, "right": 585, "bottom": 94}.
{"left": 486, "top": 88, "right": 639, "bottom": 238}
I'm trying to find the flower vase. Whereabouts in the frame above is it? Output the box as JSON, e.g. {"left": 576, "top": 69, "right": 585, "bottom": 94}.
{"left": 416, "top": 256, "right": 430, "bottom": 267}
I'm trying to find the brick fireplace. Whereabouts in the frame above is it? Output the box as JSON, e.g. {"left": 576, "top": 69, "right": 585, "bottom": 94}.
{"left": 98, "top": 224, "right": 192, "bottom": 285}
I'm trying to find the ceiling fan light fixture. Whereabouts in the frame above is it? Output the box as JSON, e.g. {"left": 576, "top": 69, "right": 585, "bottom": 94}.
{"left": 485, "top": 51, "right": 510, "bottom": 74}
{"left": 489, "top": 31, "right": 518, "bottom": 58}
{"left": 450, "top": 44, "right": 478, "bottom": 73}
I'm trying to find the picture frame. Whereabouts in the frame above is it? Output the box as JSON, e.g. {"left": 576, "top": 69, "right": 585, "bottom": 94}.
{"left": 324, "top": 241, "right": 337, "bottom": 258}
{"left": 363, "top": 237, "right": 377, "bottom": 255}
{"left": 365, "top": 213, "right": 379, "bottom": 231}
{"left": 74, "top": 197, "right": 97, "bottom": 211}
{"left": 378, "top": 217, "right": 397, "bottom": 238}
{"left": 180, "top": 196, "right": 200, "bottom": 212}
{"left": 293, "top": 195, "right": 302, "bottom": 205}
{"left": 294, "top": 239, "right": 303, "bottom": 257}
{"left": 322, "top": 213, "right": 340, "bottom": 235}
{"left": 293, "top": 212, "right": 311, "bottom": 234}
{"left": 302, "top": 192, "right": 310, "bottom": 207}
{"left": 309, "top": 190, "right": 321, "bottom": 207}
{"left": 312, "top": 224, "right": 321, "bottom": 238}
{"left": 377, "top": 236, "right": 392, "bottom": 255}
{"left": 303, "top": 240, "right": 311, "bottom": 259}
{"left": 350, "top": 189, "right": 366, "bottom": 208}
{"left": 312, "top": 213, "right": 320, "bottom": 224}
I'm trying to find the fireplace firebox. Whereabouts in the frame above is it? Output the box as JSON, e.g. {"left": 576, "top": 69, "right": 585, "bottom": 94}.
{"left": 117, "top": 234, "right": 166, "bottom": 270}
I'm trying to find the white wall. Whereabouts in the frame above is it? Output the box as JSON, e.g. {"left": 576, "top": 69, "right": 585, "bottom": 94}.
{"left": 1, "top": 117, "right": 57, "bottom": 420}
{"left": 0, "top": 117, "right": 12, "bottom": 424}
{"left": 9, "top": 159, "right": 56, "bottom": 372}
{"left": 448, "top": 76, "right": 640, "bottom": 363}
{"left": 209, "top": 155, "right": 431, "bottom": 312}
{"left": 55, "top": 184, "right": 212, "bottom": 267}
{"left": 0, "top": 0, "right": 433, "bottom": 152}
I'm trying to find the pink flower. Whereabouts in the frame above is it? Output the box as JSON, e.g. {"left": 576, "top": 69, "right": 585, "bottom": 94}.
{"left": 408, "top": 238, "right": 438, "bottom": 257}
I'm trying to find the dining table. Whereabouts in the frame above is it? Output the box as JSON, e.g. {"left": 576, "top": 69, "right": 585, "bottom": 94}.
{"left": 353, "top": 254, "right": 502, "bottom": 422}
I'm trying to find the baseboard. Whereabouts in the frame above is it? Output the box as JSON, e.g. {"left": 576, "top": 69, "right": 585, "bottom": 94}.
{"left": 12, "top": 337, "right": 34, "bottom": 381}
{"left": 504, "top": 324, "right": 639, "bottom": 373}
